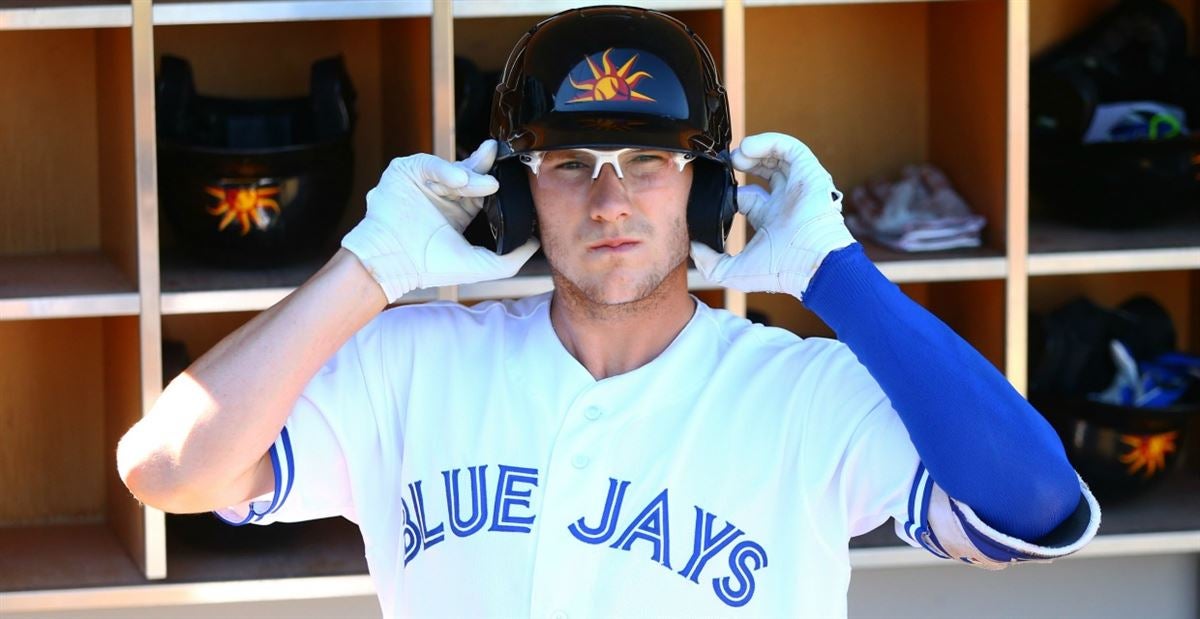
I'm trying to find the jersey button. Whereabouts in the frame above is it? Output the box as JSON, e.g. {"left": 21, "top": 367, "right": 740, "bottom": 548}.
{"left": 583, "top": 406, "right": 602, "bottom": 420}
{"left": 549, "top": 611, "right": 568, "bottom": 619}
{"left": 571, "top": 455, "right": 590, "bottom": 469}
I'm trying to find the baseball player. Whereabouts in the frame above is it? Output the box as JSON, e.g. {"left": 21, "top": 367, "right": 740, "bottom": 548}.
{"left": 118, "top": 6, "right": 1099, "bottom": 618}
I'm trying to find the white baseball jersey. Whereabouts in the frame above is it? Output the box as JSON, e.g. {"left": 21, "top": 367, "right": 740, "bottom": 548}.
{"left": 219, "top": 292, "right": 1098, "bottom": 618}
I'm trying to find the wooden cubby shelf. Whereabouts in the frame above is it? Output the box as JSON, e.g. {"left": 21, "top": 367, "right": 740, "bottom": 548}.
{"left": 0, "top": 252, "right": 139, "bottom": 319}
{"left": 160, "top": 255, "right": 328, "bottom": 314}
{"left": 1029, "top": 215, "right": 1200, "bottom": 275}
{"left": 0, "top": 2, "right": 132, "bottom": 30}
{"left": 151, "top": 0, "right": 432, "bottom": 25}
{"left": 863, "top": 243, "right": 1007, "bottom": 283}
{"left": 2, "top": 0, "right": 1198, "bottom": 615}
{"left": 0, "top": 524, "right": 147, "bottom": 592}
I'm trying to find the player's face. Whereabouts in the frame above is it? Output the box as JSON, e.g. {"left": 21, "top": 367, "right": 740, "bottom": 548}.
{"left": 529, "top": 148, "right": 692, "bottom": 306}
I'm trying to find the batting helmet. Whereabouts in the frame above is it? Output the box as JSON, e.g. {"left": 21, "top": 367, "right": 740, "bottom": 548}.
{"left": 485, "top": 5, "right": 737, "bottom": 254}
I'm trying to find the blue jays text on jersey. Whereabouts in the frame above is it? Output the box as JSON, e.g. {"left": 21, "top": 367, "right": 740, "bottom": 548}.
{"left": 400, "top": 463, "right": 769, "bottom": 608}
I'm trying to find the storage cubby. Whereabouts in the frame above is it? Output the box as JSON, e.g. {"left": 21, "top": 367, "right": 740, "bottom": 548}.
{"left": 0, "top": 316, "right": 145, "bottom": 592}
{"left": 1027, "top": 0, "right": 1199, "bottom": 277}
{"left": 0, "top": 25, "right": 138, "bottom": 318}
{"left": 1027, "top": 270, "right": 1200, "bottom": 540}
{"left": 154, "top": 15, "right": 433, "bottom": 311}
{"left": 744, "top": 0, "right": 1008, "bottom": 266}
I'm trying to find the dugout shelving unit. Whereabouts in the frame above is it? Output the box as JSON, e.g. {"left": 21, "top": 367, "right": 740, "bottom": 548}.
{"left": 1, "top": 0, "right": 1197, "bottom": 613}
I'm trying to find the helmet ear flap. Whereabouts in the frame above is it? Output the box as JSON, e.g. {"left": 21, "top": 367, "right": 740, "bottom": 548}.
{"left": 687, "top": 157, "right": 737, "bottom": 253}
{"left": 483, "top": 158, "right": 537, "bottom": 255}
{"left": 157, "top": 55, "right": 194, "bottom": 138}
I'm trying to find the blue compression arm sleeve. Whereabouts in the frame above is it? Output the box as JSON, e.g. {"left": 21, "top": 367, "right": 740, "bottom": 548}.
{"left": 803, "top": 243, "right": 1080, "bottom": 541}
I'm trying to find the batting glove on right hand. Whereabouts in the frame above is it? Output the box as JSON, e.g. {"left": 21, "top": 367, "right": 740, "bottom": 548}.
{"left": 341, "top": 140, "right": 539, "bottom": 303}
{"left": 690, "top": 132, "right": 856, "bottom": 300}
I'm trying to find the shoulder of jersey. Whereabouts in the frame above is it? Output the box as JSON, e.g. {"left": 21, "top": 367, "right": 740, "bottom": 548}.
{"left": 704, "top": 307, "right": 877, "bottom": 400}
{"left": 702, "top": 303, "right": 845, "bottom": 355}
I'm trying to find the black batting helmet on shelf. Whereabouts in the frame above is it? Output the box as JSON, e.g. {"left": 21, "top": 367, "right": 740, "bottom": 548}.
{"left": 486, "top": 5, "right": 737, "bottom": 254}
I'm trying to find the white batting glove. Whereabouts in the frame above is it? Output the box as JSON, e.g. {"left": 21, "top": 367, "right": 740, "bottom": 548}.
{"left": 341, "top": 140, "right": 539, "bottom": 303}
{"left": 690, "top": 132, "right": 856, "bottom": 300}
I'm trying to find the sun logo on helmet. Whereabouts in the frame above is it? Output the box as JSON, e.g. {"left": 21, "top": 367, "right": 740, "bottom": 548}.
{"left": 205, "top": 181, "right": 281, "bottom": 235}
{"left": 567, "top": 48, "right": 655, "bottom": 103}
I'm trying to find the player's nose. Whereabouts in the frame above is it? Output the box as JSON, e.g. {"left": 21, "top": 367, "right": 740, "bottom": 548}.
{"left": 588, "top": 164, "right": 632, "bottom": 223}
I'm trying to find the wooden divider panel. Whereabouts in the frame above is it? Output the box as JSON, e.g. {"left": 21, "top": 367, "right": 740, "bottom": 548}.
{"left": 104, "top": 314, "right": 147, "bottom": 578}
{"left": 97, "top": 27, "right": 138, "bottom": 284}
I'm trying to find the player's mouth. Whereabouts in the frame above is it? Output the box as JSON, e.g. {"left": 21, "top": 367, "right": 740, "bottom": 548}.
{"left": 588, "top": 238, "right": 641, "bottom": 253}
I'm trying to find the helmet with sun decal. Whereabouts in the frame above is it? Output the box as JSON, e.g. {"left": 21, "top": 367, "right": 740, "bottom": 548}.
{"left": 156, "top": 54, "right": 357, "bottom": 268}
{"left": 486, "top": 5, "right": 737, "bottom": 254}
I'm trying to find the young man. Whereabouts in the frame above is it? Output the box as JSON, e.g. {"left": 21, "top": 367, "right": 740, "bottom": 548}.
{"left": 118, "top": 6, "right": 1099, "bottom": 617}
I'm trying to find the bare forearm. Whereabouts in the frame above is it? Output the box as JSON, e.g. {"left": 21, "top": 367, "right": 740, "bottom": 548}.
{"left": 117, "top": 249, "right": 386, "bottom": 512}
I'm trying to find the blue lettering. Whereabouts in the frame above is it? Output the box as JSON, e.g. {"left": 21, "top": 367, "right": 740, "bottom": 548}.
{"left": 713, "top": 540, "right": 768, "bottom": 608}
{"left": 679, "top": 507, "right": 743, "bottom": 583}
{"left": 442, "top": 466, "right": 489, "bottom": 537}
{"left": 489, "top": 464, "right": 538, "bottom": 533}
{"left": 401, "top": 496, "right": 421, "bottom": 565}
{"left": 612, "top": 488, "right": 672, "bottom": 568}
{"left": 569, "top": 478, "right": 630, "bottom": 544}
{"left": 407, "top": 481, "right": 445, "bottom": 550}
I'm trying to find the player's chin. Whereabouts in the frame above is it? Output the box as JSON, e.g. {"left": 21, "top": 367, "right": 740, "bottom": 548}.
{"left": 587, "top": 283, "right": 644, "bottom": 306}
{"left": 597, "top": 270, "right": 678, "bottom": 306}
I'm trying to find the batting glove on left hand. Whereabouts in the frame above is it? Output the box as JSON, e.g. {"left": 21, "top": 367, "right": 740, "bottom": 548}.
{"left": 341, "top": 140, "right": 539, "bottom": 303}
{"left": 690, "top": 132, "right": 856, "bottom": 300}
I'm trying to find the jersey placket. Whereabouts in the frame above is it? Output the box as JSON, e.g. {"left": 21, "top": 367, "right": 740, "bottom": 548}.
{"left": 527, "top": 382, "right": 616, "bottom": 619}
